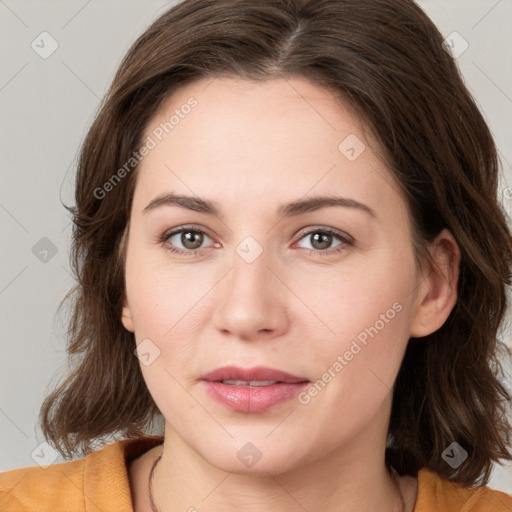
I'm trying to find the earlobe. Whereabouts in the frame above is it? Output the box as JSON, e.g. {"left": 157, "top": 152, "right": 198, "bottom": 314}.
{"left": 409, "top": 229, "right": 460, "bottom": 338}
{"left": 121, "top": 305, "right": 135, "bottom": 333}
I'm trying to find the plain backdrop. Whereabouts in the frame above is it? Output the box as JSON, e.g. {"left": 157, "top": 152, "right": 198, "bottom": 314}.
{"left": 1, "top": 0, "right": 511, "bottom": 494}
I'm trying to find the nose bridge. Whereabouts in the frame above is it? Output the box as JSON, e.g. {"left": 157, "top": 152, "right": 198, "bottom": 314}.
{"left": 212, "top": 236, "right": 288, "bottom": 338}
{"left": 228, "top": 238, "right": 275, "bottom": 304}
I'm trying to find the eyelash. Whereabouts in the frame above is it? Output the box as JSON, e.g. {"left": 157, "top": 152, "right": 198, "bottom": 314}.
{"left": 159, "top": 224, "right": 354, "bottom": 258}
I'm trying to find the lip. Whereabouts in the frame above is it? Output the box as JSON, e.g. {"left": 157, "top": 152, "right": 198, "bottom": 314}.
{"left": 200, "top": 365, "right": 309, "bottom": 413}
{"left": 200, "top": 365, "right": 308, "bottom": 383}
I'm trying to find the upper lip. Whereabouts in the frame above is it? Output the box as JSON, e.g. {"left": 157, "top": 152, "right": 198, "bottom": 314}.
{"left": 200, "top": 365, "right": 309, "bottom": 383}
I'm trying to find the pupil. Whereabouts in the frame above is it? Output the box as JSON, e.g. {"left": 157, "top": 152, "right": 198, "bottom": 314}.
{"left": 313, "top": 232, "right": 331, "bottom": 250}
{"left": 182, "top": 231, "right": 203, "bottom": 249}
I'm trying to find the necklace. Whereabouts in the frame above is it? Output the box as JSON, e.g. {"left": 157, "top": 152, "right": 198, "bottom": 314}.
{"left": 148, "top": 454, "right": 162, "bottom": 512}
{"left": 148, "top": 455, "right": 405, "bottom": 512}
{"left": 390, "top": 465, "right": 407, "bottom": 512}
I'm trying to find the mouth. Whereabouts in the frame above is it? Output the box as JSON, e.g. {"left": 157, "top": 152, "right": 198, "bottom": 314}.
{"left": 217, "top": 380, "right": 286, "bottom": 387}
{"left": 200, "top": 365, "right": 309, "bottom": 384}
{"left": 200, "top": 365, "right": 310, "bottom": 413}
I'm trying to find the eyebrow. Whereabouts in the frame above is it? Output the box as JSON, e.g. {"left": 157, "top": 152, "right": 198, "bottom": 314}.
{"left": 142, "top": 193, "right": 376, "bottom": 219}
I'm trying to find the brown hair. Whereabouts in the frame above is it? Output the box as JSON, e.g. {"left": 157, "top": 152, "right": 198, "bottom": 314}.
{"left": 40, "top": 0, "right": 512, "bottom": 485}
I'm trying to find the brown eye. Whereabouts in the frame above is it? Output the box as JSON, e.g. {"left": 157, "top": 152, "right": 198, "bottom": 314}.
{"left": 165, "top": 229, "right": 208, "bottom": 251}
{"left": 295, "top": 227, "right": 353, "bottom": 256}
{"left": 310, "top": 232, "right": 334, "bottom": 250}
{"left": 179, "top": 230, "right": 204, "bottom": 250}
{"left": 160, "top": 226, "right": 217, "bottom": 256}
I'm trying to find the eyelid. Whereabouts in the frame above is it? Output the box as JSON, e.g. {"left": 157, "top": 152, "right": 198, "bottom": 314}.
{"left": 160, "top": 224, "right": 354, "bottom": 256}
{"left": 159, "top": 224, "right": 217, "bottom": 255}
{"left": 294, "top": 225, "right": 354, "bottom": 244}
{"left": 160, "top": 223, "right": 214, "bottom": 241}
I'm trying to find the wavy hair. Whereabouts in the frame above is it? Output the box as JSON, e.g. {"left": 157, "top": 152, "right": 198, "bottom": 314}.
{"left": 40, "top": 0, "right": 512, "bottom": 485}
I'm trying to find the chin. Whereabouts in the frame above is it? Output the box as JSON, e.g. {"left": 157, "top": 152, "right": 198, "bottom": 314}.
{"left": 197, "top": 435, "right": 309, "bottom": 477}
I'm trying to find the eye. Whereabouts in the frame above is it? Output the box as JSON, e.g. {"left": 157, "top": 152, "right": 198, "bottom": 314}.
{"left": 160, "top": 225, "right": 218, "bottom": 256}
{"left": 159, "top": 225, "right": 353, "bottom": 257}
{"left": 295, "top": 227, "right": 353, "bottom": 256}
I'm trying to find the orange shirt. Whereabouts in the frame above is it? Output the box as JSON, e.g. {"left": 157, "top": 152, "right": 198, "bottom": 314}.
{"left": 1, "top": 435, "right": 511, "bottom": 511}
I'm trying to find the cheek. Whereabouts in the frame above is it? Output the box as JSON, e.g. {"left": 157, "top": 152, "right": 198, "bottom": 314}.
{"left": 124, "top": 237, "right": 196, "bottom": 334}
{"left": 296, "top": 249, "right": 415, "bottom": 376}
{"left": 127, "top": 278, "right": 200, "bottom": 365}
{"left": 124, "top": 248, "right": 216, "bottom": 373}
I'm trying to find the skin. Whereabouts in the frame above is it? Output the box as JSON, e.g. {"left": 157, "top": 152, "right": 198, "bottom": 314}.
{"left": 122, "top": 75, "right": 460, "bottom": 512}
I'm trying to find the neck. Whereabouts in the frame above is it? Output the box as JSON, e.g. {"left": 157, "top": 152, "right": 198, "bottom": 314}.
{"left": 150, "top": 408, "right": 405, "bottom": 511}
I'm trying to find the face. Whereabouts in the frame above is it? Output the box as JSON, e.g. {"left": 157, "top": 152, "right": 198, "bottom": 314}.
{"left": 121, "top": 76, "right": 445, "bottom": 475}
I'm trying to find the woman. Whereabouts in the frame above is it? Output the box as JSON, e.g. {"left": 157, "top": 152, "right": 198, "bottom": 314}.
{"left": 1, "top": 0, "right": 511, "bottom": 511}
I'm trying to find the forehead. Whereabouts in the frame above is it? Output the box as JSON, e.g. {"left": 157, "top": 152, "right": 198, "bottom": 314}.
{"left": 134, "top": 75, "right": 405, "bottom": 224}
{"left": 144, "top": 75, "right": 367, "bottom": 158}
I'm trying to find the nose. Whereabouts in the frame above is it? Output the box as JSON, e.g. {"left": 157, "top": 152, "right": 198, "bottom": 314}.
{"left": 211, "top": 247, "right": 290, "bottom": 342}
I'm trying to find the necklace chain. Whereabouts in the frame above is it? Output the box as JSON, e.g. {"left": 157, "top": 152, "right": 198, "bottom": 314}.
{"left": 148, "top": 454, "right": 162, "bottom": 512}
{"left": 148, "top": 454, "right": 405, "bottom": 512}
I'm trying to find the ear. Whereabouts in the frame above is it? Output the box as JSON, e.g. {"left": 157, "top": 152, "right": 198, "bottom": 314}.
{"left": 409, "top": 228, "right": 460, "bottom": 338}
{"left": 121, "top": 303, "right": 135, "bottom": 333}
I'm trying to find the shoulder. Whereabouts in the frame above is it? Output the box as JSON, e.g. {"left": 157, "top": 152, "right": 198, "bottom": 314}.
{"left": 0, "top": 435, "right": 163, "bottom": 512}
{"left": 0, "top": 456, "right": 87, "bottom": 512}
{"left": 415, "top": 467, "right": 512, "bottom": 512}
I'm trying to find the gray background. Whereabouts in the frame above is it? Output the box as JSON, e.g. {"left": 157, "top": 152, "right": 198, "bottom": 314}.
{"left": 1, "top": 0, "right": 511, "bottom": 494}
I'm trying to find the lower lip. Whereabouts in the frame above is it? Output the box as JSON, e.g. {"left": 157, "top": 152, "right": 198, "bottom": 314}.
{"left": 202, "top": 381, "right": 309, "bottom": 413}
